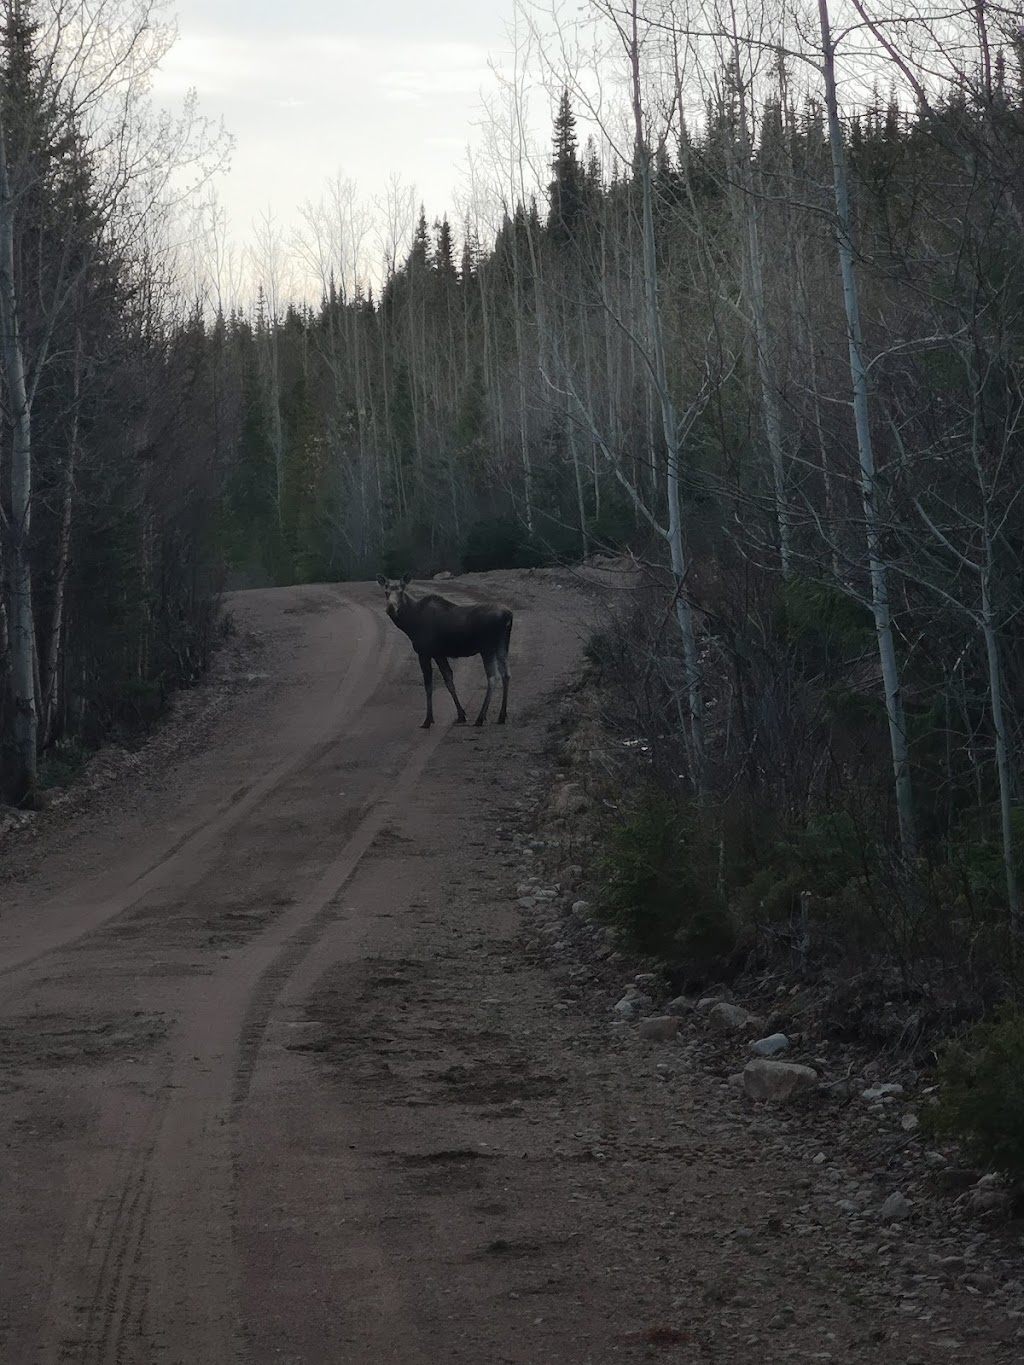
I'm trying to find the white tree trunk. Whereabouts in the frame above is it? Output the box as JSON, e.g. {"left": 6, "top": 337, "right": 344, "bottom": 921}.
{"left": 629, "top": 3, "right": 706, "bottom": 786}
{"left": 818, "top": 0, "right": 915, "bottom": 858}
{"left": 0, "top": 117, "right": 38, "bottom": 801}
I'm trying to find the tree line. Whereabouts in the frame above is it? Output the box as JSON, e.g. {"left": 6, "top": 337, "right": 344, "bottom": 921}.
{"left": 0, "top": 0, "right": 228, "bottom": 804}
{"left": 208, "top": 0, "right": 1024, "bottom": 981}
{"left": 4, "top": 0, "right": 1024, "bottom": 1001}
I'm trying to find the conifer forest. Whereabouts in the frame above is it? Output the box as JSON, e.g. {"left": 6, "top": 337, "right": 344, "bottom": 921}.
{"left": 3, "top": 0, "right": 1024, "bottom": 1013}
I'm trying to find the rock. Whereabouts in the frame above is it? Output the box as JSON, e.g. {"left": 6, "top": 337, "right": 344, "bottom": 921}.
{"left": 728, "top": 1072, "right": 745, "bottom": 1090}
{"left": 433, "top": 570, "right": 452, "bottom": 579}
{"left": 696, "top": 997, "right": 720, "bottom": 1012}
{"left": 862, "top": 1082, "right": 904, "bottom": 1101}
{"left": 935, "top": 1168, "right": 980, "bottom": 1192}
{"left": 743, "top": 1060, "right": 819, "bottom": 1102}
{"left": 962, "top": 1271, "right": 998, "bottom": 1294}
{"left": 901, "top": 1112, "right": 919, "bottom": 1132}
{"left": 550, "top": 782, "right": 588, "bottom": 817}
{"left": 560, "top": 864, "right": 584, "bottom": 890}
{"left": 967, "top": 1187, "right": 1009, "bottom": 1215}
{"left": 709, "top": 1002, "right": 764, "bottom": 1035}
{"left": 612, "top": 991, "right": 654, "bottom": 1019}
{"left": 666, "top": 995, "right": 696, "bottom": 1017}
{"left": 749, "top": 1032, "right": 790, "bottom": 1058}
{"left": 639, "top": 1015, "right": 680, "bottom": 1043}
{"left": 570, "top": 899, "right": 591, "bottom": 918}
{"left": 634, "top": 972, "right": 659, "bottom": 987}
{"left": 880, "top": 1192, "right": 910, "bottom": 1220}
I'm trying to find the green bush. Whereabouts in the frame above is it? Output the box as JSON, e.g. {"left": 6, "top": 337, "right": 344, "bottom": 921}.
{"left": 926, "top": 1008, "right": 1024, "bottom": 1177}
{"left": 38, "top": 740, "right": 89, "bottom": 791}
{"left": 460, "top": 515, "right": 545, "bottom": 572}
{"left": 597, "top": 788, "right": 734, "bottom": 962}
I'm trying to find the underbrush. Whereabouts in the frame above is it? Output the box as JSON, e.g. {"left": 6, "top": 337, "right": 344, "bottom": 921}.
{"left": 574, "top": 563, "right": 1024, "bottom": 1174}
{"left": 926, "top": 1009, "right": 1024, "bottom": 1180}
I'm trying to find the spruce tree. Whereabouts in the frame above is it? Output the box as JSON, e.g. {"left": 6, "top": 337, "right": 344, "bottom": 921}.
{"left": 548, "top": 90, "right": 583, "bottom": 245}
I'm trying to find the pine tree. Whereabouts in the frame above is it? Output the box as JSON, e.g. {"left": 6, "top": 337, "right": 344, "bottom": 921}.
{"left": 409, "top": 206, "right": 431, "bottom": 272}
{"left": 434, "top": 215, "right": 456, "bottom": 278}
{"left": 548, "top": 89, "right": 583, "bottom": 245}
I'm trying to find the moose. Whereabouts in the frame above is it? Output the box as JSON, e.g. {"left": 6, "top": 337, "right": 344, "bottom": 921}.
{"left": 375, "top": 573, "right": 513, "bottom": 729}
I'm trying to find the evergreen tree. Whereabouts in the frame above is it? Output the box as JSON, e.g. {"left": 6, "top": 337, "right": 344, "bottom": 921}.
{"left": 548, "top": 90, "right": 584, "bottom": 245}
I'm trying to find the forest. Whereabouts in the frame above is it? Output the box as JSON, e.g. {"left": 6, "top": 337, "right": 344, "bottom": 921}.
{"left": 2, "top": 0, "right": 1024, "bottom": 1018}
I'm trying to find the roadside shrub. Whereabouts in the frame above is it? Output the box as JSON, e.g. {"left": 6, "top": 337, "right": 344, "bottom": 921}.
{"left": 597, "top": 788, "right": 734, "bottom": 964}
{"left": 926, "top": 1008, "right": 1024, "bottom": 1178}
{"left": 460, "top": 515, "right": 539, "bottom": 572}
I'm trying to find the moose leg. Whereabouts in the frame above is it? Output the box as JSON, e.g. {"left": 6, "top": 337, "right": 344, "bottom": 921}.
{"left": 418, "top": 653, "right": 434, "bottom": 729}
{"left": 435, "top": 656, "right": 467, "bottom": 723}
{"left": 474, "top": 651, "right": 498, "bottom": 726}
{"left": 496, "top": 644, "right": 510, "bottom": 724}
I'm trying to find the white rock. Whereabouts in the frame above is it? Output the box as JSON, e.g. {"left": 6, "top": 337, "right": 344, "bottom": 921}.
{"left": 709, "top": 1002, "right": 764, "bottom": 1035}
{"left": 696, "top": 997, "right": 721, "bottom": 1012}
{"left": 901, "top": 1112, "right": 919, "bottom": 1132}
{"left": 862, "top": 1082, "right": 904, "bottom": 1101}
{"left": 749, "top": 1032, "right": 790, "bottom": 1058}
{"left": 666, "top": 995, "right": 696, "bottom": 1017}
{"left": 743, "top": 1060, "right": 819, "bottom": 1102}
{"left": 570, "top": 899, "right": 592, "bottom": 917}
{"left": 550, "top": 782, "right": 588, "bottom": 817}
{"left": 612, "top": 991, "right": 654, "bottom": 1019}
{"left": 880, "top": 1192, "right": 910, "bottom": 1220}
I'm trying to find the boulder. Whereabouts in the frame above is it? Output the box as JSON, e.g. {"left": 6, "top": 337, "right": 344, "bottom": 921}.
{"left": 709, "top": 1002, "right": 764, "bottom": 1035}
{"left": 749, "top": 1033, "right": 790, "bottom": 1058}
{"left": 743, "top": 1059, "right": 819, "bottom": 1102}
{"left": 638, "top": 1015, "right": 680, "bottom": 1043}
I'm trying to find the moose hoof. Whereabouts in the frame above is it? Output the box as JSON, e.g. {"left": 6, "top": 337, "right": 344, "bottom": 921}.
{"left": 497, "top": 715, "right": 507, "bottom": 724}
{"left": 421, "top": 719, "right": 433, "bottom": 730}
{"left": 455, "top": 715, "right": 467, "bottom": 725}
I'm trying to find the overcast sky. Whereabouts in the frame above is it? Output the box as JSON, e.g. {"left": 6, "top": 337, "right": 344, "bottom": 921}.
{"left": 155, "top": 0, "right": 527, "bottom": 264}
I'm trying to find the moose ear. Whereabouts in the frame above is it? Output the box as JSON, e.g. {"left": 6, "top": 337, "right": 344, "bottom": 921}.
{"left": 401, "top": 572, "right": 412, "bottom": 587}
{"left": 376, "top": 574, "right": 387, "bottom": 587}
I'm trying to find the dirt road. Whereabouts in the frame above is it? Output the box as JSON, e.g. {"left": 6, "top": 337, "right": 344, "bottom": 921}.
{"left": 1, "top": 571, "right": 1020, "bottom": 1365}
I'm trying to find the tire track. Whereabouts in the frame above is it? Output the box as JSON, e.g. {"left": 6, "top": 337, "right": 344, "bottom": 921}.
{"left": 36, "top": 589, "right": 399, "bottom": 1365}
{"left": 0, "top": 589, "right": 389, "bottom": 984}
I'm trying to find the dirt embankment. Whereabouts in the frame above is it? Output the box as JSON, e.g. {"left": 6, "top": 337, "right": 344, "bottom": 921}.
{"left": 0, "top": 568, "right": 1019, "bottom": 1364}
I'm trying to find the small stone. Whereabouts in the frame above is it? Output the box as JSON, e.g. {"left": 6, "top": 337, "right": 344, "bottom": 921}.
{"left": 880, "top": 1192, "right": 910, "bottom": 1221}
{"left": 696, "top": 997, "right": 721, "bottom": 1012}
{"left": 901, "top": 1112, "right": 919, "bottom": 1132}
{"left": 749, "top": 1032, "right": 789, "bottom": 1058}
{"left": 709, "top": 1002, "right": 764, "bottom": 1035}
{"left": 639, "top": 1015, "right": 680, "bottom": 1043}
{"left": 612, "top": 991, "right": 654, "bottom": 1019}
{"left": 862, "top": 1083, "right": 904, "bottom": 1101}
{"left": 743, "top": 1060, "right": 819, "bottom": 1102}
{"left": 570, "top": 899, "right": 591, "bottom": 918}
{"left": 728, "top": 1072, "right": 745, "bottom": 1090}
{"left": 666, "top": 995, "right": 695, "bottom": 1017}
{"left": 550, "top": 782, "right": 588, "bottom": 817}
{"left": 813, "top": 1152, "right": 827, "bottom": 1165}
{"left": 967, "top": 1187, "right": 1009, "bottom": 1215}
